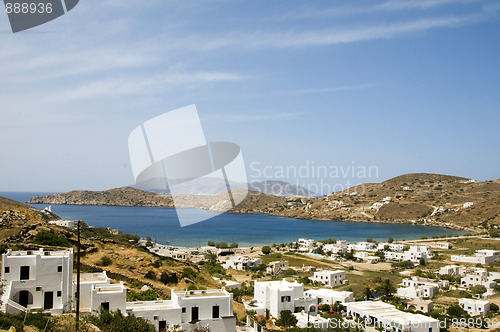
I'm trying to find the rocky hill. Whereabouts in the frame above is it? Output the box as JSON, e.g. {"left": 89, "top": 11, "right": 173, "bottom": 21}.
{"left": 27, "top": 173, "right": 500, "bottom": 232}
{"left": 281, "top": 173, "right": 500, "bottom": 232}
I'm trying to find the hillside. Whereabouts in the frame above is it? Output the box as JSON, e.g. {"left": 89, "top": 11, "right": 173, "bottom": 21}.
{"left": 279, "top": 173, "right": 500, "bottom": 232}
{"left": 27, "top": 173, "right": 500, "bottom": 232}
{"left": 0, "top": 196, "right": 218, "bottom": 299}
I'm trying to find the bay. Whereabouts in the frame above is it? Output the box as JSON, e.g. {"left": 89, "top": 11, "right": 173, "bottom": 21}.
{"left": 1, "top": 192, "right": 467, "bottom": 247}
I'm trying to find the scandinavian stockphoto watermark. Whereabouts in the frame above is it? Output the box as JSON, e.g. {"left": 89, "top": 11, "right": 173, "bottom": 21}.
{"left": 249, "top": 161, "right": 379, "bottom": 196}
{"left": 127, "top": 105, "right": 249, "bottom": 227}
{"left": 3, "top": 0, "right": 79, "bottom": 33}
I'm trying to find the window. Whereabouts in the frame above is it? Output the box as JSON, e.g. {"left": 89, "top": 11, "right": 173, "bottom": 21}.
{"left": 212, "top": 305, "right": 220, "bottom": 318}
{"left": 182, "top": 307, "right": 186, "bottom": 313}
{"left": 4, "top": 266, "right": 9, "bottom": 273}
{"left": 57, "top": 266, "right": 62, "bottom": 272}
{"left": 57, "top": 291, "right": 62, "bottom": 297}
{"left": 153, "top": 315, "right": 159, "bottom": 320}
{"left": 20, "top": 266, "right": 30, "bottom": 280}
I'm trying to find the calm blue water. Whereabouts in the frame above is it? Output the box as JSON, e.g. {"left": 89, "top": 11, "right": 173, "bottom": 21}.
{"left": 1, "top": 192, "right": 466, "bottom": 247}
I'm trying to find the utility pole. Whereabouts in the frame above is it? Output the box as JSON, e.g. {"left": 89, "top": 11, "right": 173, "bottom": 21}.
{"left": 76, "top": 220, "right": 81, "bottom": 331}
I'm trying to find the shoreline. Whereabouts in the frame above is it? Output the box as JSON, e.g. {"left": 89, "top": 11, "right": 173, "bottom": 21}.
{"left": 25, "top": 200, "right": 477, "bottom": 234}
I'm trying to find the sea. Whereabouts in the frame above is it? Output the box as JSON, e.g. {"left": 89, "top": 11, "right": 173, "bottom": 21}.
{"left": 1, "top": 192, "right": 467, "bottom": 248}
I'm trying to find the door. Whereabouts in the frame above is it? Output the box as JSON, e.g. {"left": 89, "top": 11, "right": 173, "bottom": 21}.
{"left": 20, "top": 266, "right": 30, "bottom": 280}
{"left": 19, "top": 290, "right": 30, "bottom": 307}
{"left": 159, "top": 321, "right": 167, "bottom": 331}
{"left": 44, "top": 291, "right": 53, "bottom": 310}
{"left": 212, "top": 305, "right": 219, "bottom": 318}
{"left": 191, "top": 306, "right": 199, "bottom": 321}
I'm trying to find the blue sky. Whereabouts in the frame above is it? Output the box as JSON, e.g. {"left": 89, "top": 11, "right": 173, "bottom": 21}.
{"left": 0, "top": 0, "right": 499, "bottom": 193}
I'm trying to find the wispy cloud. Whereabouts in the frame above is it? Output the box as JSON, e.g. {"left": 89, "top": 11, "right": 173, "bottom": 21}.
{"left": 206, "top": 112, "right": 303, "bottom": 123}
{"left": 42, "top": 71, "right": 251, "bottom": 103}
{"left": 284, "top": 84, "right": 375, "bottom": 95}
{"left": 285, "top": 0, "right": 482, "bottom": 20}
{"left": 240, "top": 13, "right": 486, "bottom": 49}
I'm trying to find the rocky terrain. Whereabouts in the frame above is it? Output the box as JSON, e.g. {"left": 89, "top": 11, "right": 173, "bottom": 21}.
{"left": 27, "top": 173, "right": 500, "bottom": 232}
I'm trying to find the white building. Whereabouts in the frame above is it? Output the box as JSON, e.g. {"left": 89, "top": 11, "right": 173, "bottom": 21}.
{"left": 245, "top": 279, "right": 317, "bottom": 318}
{"left": 430, "top": 242, "right": 452, "bottom": 249}
{"left": 1, "top": 249, "right": 73, "bottom": 314}
{"left": 222, "top": 256, "right": 262, "bottom": 271}
{"left": 349, "top": 242, "right": 376, "bottom": 251}
{"left": 91, "top": 283, "right": 127, "bottom": 313}
{"left": 460, "top": 269, "right": 496, "bottom": 289}
{"left": 304, "top": 289, "right": 354, "bottom": 305}
{"left": 385, "top": 246, "right": 431, "bottom": 264}
{"left": 451, "top": 250, "right": 500, "bottom": 265}
{"left": 125, "top": 288, "right": 236, "bottom": 332}
{"left": 298, "top": 238, "right": 316, "bottom": 252}
{"left": 266, "top": 260, "right": 289, "bottom": 275}
{"left": 310, "top": 270, "right": 346, "bottom": 287}
{"left": 1, "top": 249, "right": 236, "bottom": 331}
{"left": 397, "top": 286, "right": 436, "bottom": 299}
{"left": 49, "top": 220, "right": 77, "bottom": 230}
{"left": 323, "top": 241, "right": 348, "bottom": 255}
{"left": 397, "top": 277, "right": 448, "bottom": 299}
{"left": 354, "top": 251, "right": 380, "bottom": 264}
{"left": 126, "top": 300, "right": 182, "bottom": 331}
{"left": 438, "top": 265, "right": 461, "bottom": 276}
{"left": 389, "top": 244, "right": 408, "bottom": 252}
{"left": 459, "top": 298, "right": 490, "bottom": 316}
{"left": 346, "top": 301, "right": 439, "bottom": 332}
{"left": 377, "top": 242, "right": 408, "bottom": 251}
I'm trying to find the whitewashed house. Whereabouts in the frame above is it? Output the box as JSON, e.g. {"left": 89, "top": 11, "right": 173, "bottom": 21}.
{"left": 397, "top": 277, "right": 448, "bottom": 299}
{"left": 126, "top": 288, "right": 235, "bottom": 332}
{"left": 304, "top": 289, "right": 354, "bottom": 305}
{"left": 354, "top": 251, "right": 380, "bottom": 263}
{"left": 245, "top": 279, "right": 317, "bottom": 318}
{"left": 310, "top": 270, "right": 346, "bottom": 287}
{"left": 298, "top": 238, "right": 316, "bottom": 252}
{"left": 349, "top": 242, "right": 376, "bottom": 251}
{"left": 452, "top": 250, "right": 499, "bottom": 265}
{"left": 459, "top": 298, "right": 490, "bottom": 316}
{"left": 1, "top": 249, "right": 73, "bottom": 314}
{"left": 323, "top": 241, "right": 348, "bottom": 255}
{"left": 385, "top": 246, "right": 431, "bottom": 264}
{"left": 346, "top": 301, "right": 439, "bottom": 332}
{"left": 438, "top": 265, "right": 461, "bottom": 276}
{"left": 430, "top": 242, "right": 452, "bottom": 249}
{"left": 126, "top": 300, "right": 182, "bottom": 331}
{"left": 49, "top": 220, "right": 77, "bottom": 230}
{"left": 266, "top": 260, "right": 289, "bottom": 275}
{"left": 460, "top": 269, "right": 497, "bottom": 289}
{"left": 222, "top": 256, "right": 262, "bottom": 271}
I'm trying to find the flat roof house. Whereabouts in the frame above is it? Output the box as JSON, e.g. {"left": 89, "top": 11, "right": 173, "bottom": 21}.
{"left": 304, "top": 288, "right": 354, "bottom": 305}
{"left": 246, "top": 279, "right": 318, "bottom": 318}
{"left": 459, "top": 298, "right": 490, "bottom": 316}
{"left": 346, "top": 301, "right": 439, "bottom": 332}
{"left": 310, "top": 270, "right": 346, "bottom": 287}
{"left": 1, "top": 249, "right": 73, "bottom": 315}
{"left": 171, "top": 289, "right": 236, "bottom": 332}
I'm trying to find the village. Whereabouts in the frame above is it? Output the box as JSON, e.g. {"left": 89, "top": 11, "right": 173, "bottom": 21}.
{"left": 2, "top": 226, "right": 500, "bottom": 332}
